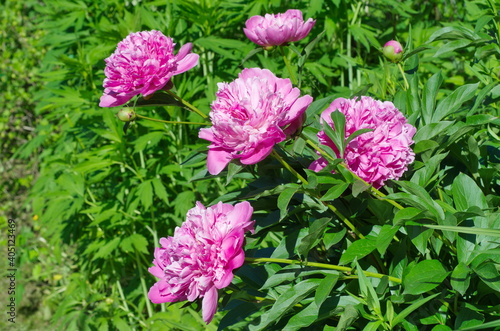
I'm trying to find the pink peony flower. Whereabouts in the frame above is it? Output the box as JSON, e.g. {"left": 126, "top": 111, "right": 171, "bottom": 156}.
{"left": 309, "top": 96, "right": 416, "bottom": 188}
{"left": 199, "top": 68, "right": 313, "bottom": 175}
{"left": 100, "top": 30, "right": 199, "bottom": 107}
{"left": 243, "top": 9, "right": 316, "bottom": 48}
{"left": 148, "top": 201, "right": 255, "bottom": 324}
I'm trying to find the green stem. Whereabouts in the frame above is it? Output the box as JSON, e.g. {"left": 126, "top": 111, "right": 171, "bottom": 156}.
{"left": 300, "top": 133, "right": 404, "bottom": 210}
{"left": 271, "top": 149, "right": 308, "bottom": 184}
{"left": 135, "top": 250, "right": 153, "bottom": 318}
{"left": 338, "top": 163, "right": 404, "bottom": 210}
{"left": 279, "top": 46, "right": 298, "bottom": 85}
{"left": 245, "top": 257, "right": 401, "bottom": 283}
{"left": 136, "top": 114, "right": 208, "bottom": 126}
{"left": 397, "top": 62, "right": 410, "bottom": 90}
{"left": 271, "top": 149, "right": 364, "bottom": 239}
{"left": 165, "top": 90, "right": 208, "bottom": 119}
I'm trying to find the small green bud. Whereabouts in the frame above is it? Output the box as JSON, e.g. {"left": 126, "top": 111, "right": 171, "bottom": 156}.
{"left": 383, "top": 40, "right": 403, "bottom": 63}
{"left": 117, "top": 108, "right": 136, "bottom": 122}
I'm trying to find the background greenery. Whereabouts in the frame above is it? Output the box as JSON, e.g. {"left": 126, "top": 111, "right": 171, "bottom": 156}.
{"left": 1, "top": 0, "right": 499, "bottom": 330}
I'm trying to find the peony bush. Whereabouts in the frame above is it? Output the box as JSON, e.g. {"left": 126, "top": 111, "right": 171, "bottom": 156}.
{"left": 20, "top": 1, "right": 500, "bottom": 330}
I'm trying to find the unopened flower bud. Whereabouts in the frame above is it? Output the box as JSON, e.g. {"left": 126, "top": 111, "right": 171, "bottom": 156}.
{"left": 383, "top": 40, "right": 403, "bottom": 63}
{"left": 117, "top": 108, "right": 136, "bottom": 122}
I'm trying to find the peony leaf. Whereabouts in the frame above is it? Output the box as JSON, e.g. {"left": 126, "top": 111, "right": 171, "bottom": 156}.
{"left": 390, "top": 293, "right": 440, "bottom": 328}
{"left": 450, "top": 262, "right": 471, "bottom": 296}
{"left": 315, "top": 273, "right": 339, "bottom": 307}
{"left": 403, "top": 260, "right": 449, "bottom": 295}
{"left": 256, "top": 279, "right": 321, "bottom": 329}
{"left": 421, "top": 71, "right": 443, "bottom": 125}
{"left": 298, "top": 217, "right": 332, "bottom": 256}
{"left": 339, "top": 236, "right": 377, "bottom": 265}
{"left": 277, "top": 184, "right": 300, "bottom": 220}
{"left": 320, "top": 182, "right": 349, "bottom": 201}
{"left": 431, "top": 83, "right": 479, "bottom": 123}
{"left": 345, "top": 128, "right": 373, "bottom": 145}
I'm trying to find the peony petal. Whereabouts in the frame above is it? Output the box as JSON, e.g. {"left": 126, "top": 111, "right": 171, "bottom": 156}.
{"left": 99, "top": 92, "right": 133, "bottom": 108}
{"left": 174, "top": 53, "right": 199, "bottom": 75}
{"left": 176, "top": 42, "right": 193, "bottom": 60}
{"left": 99, "top": 31, "right": 198, "bottom": 108}
{"left": 206, "top": 148, "right": 233, "bottom": 175}
{"left": 201, "top": 286, "right": 219, "bottom": 324}
{"left": 243, "top": 10, "right": 314, "bottom": 47}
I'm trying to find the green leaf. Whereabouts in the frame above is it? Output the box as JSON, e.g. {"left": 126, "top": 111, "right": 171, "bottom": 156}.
{"left": 431, "top": 83, "right": 479, "bottom": 123}
{"left": 411, "top": 152, "right": 448, "bottom": 187}
{"left": 356, "top": 261, "right": 381, "bottom": 315}
{"left": 241, "top": 47, "right": 263, "bottom": 64}
{"left": 407, "top": 225, "right": 434, "bottom": 255}
{"left": 195, "top": 36, "right": 248, "bottom": 60}
{"left": 470, "top": 250, "right": 500, "bottom": 292}
{"left": 376, "top": 225, "right": 400, "bottom": 256}
{"left": 434, "top": 39, "right": 471, "bottom": 57}
{"left": 226, "top": 162, "right": 246, "bottom": 185}
{"left": 452, "top": 173, "right": 487, "bottom": 211}
{"left": 315, "top": 274, "right": 339, "bottom": 307}
{"left": 320, "top": 182, "right": 349, "bottom": 201}
{"left": 345, "top": 128, "right": 373, "bottom": 145}
{"left": 322, "top": 110, "right": 345, "bottom": 156}
{"left": 385, "top": 191, "right": 443, "bottom": 222}
{"left": 339, "top": 236, "right": 377, "bottom": 265}
{"left": 133, "top": 131, "right": 164, "bottom": 153}
{"left": 121, "top": 233, "right": 149, "bottom": 254}
{"left": 335, "top": 305, "right": 359, "bottom": 331}
{"left": 93, "top": 237, "right": 121, "bottom": 260}
{"left": 305, "top": 95, "right": 336, "bottom": 121}
{"left": 323, "top": 228, "right": 347, "bottom": 250}
{"left": 283, "top": 301, "right": 319, "bottom": 331}
{"left": 260, "top": 266, "right": 338, "bottom": 290}
{"left": 427, "top": 26, "right": 480, "bottom": 43}
{"left": 136, "top": 180, "right": 153, "bottom": 210}
{"left": 298, "top": 30, "right": 326, "bottom": 67}
{"left": 421, "top": 71, "right": 443, "bottom": 125}
{"left": 403, "top": 260, "right": 449, "bottom": 295}
{"left": 256, "top": 279, "right": 321, "bottom": 329}
{"left": 451, "top": 262, "right": 471, "bottom": 296}
{"left": 277, "top": 184, "right": 300, "bottom": 220}
{"left": 422, "top": 224, "right": 500, "bottom": 237}
{"left": 151, "top": 178, "right": 169, "bottom": 204}
{"left": 413, "top": 121, "right": 454, "bottom": 143}
{"left": 456, "top": 319, "right": 500, "bottom": 330}
{"left": 432, "top": 326, "right": 452, "bottom": 331}
{"left": 298, "top": 217, "right": 332, "bottom": 256}
{"left": 390, "top": 293, "right": 440, "bottom": 327}
{"left": 393, "top": 207, "right": 424, "bottom": 226}
{"left": 351, "top": 179, "right": 369, "bottom": 197}
{"left": 455, "top": 307, "right": 485, "bottom": 330}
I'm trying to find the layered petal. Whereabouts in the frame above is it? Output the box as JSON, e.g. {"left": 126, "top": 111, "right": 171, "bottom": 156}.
{"left": 100, "top": 30, "right": 198, "bottom": 107}
{"left": 148, "top": 201, "right": 255, "bottom": 324}
{"left": 244, "top": 9, "right": 316, "bottom": 47}
{"left": 310, "top": 96, "right": 416, "bottom": 188}
{"left": 199, "top": 68, "right": 313, "bottom": 175}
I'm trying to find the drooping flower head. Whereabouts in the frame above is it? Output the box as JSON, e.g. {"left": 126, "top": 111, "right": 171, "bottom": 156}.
{"left": 309, "top": 96, "right": 416, "bottom": 188}
{"left": 383, "top": 40, "right": 404, "bottom": 63}
{"left": 244, "top": 9, "right": 315, "bottom": 48}
{"left": 100, "top": 30, "right": 199, "bottom": 107}
{"left": 148, "top": 201, "right": 255, "bottom": 324}
{"left": 199, "top": 68, "right": 313, "bottom": 175}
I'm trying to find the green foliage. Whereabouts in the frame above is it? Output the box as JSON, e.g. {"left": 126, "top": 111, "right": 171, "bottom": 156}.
{"left": 3, "top": 0, "right": 500, "bottom": 330}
